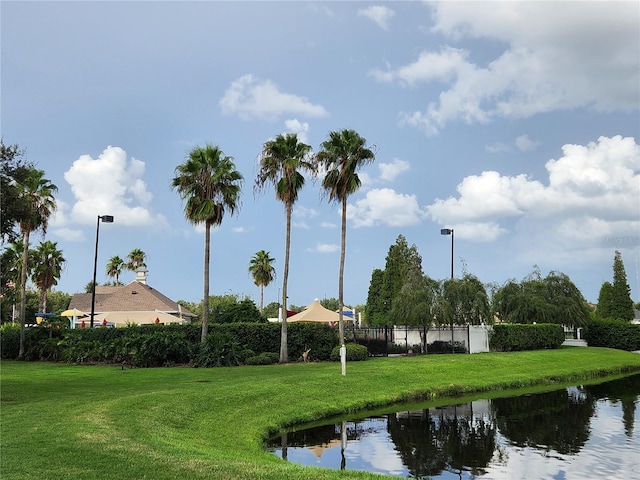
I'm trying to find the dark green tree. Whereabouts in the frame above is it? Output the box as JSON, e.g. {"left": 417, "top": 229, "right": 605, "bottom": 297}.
{"left": 31, "top": 240, "right": 66, "bottom": 314}
{"left": 320, "top": 297, "right": 340, "bottom": 311}
{"left": 1, "top": 141, "right": 32, "bottom": 244}
{"left": 441, "top": 273, "right": 491, "bottom": 326}
{"left": 610, "top": 250, "right": 634, "bottom": 321}
{"left": 595, "top": 281, "right": 614, "bottom": 319}
{"left": 364, "top": 268, "right": 385, "bottom": 326}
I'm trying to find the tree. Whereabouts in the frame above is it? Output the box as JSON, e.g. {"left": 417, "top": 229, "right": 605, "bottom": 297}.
{"left": 106, "top": 255, "right": 125, "bottom": 285}
{"left": 248, "top": 250, "right": 276, "bottom": 312}
{"left": 364, "top": 268, "right": 385, "bottom": 326}
{"left": 1, "top": 141, "right": 32, "bottom": 244}
{"left": 389, "top": 271, "right": 441, "bottom": 353}
{"left": 316, "top": 129, "right": 375, "bottom": 346}
{"left": 492, "top": 269, "right": 589, "bottom": 328}
{"left": 31, "top": 240, "right": 65, "bottom": 314}
{"left": 441, "top": 273, "right": 491, "bottom": 326}
{"left": 256, "top": 133, "right": 314, "bottom": 362}
{"left": 320, "top": 297, "right": 340, "bottom": 312}
{"left": 0, "top": 240, "right": 30, "bottom": 323}
{"left": 172, "top": 144, "right": 243, "bottom": 343}
{"left": 601, "top": 250, "right": 635, "bottom": 321}
{"left": 16, "top": 168, "right": 57, "bottom": 358}
{"left": 126, "top": 248, "right": 147, "bottom": 272}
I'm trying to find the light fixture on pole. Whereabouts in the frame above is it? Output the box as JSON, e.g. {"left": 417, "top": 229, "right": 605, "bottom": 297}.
{"left": 440, "top": 228, "right": 455, "bottom": 353}
{"left": 90, "top": 215, "right": 114, "bottom": 328}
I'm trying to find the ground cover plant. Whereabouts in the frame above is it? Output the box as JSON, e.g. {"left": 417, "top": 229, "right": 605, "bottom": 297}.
{"left": 2, "top": 347, "right": 640, "bottom": 480}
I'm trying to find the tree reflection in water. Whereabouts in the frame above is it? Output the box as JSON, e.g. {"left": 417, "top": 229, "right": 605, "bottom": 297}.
{"left": 267, "top": 373, "right": 640, "bottom": 478}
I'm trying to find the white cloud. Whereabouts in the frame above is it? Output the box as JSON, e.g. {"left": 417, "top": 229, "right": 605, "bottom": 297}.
{"left": 485, "top": 142, "right": 510, "bottom": 154}
{"left": 308, "top": 243, "right": 339, "bottom": 253}
{"left": 427, "top": 135, "right": 640, "bottom": 242}
{"left": 320, "top": 222, "right": 337, "bottom": 229}
{"left": 357, "top": 5, "right": 395, "bottom": 30}
{"left": 381, "top": 2, "right": 639, "bottom": 134}
{"left": 378, "top": 158, "right": 410, "bottom": 182}
{"left": 348, "top": 188, "right": 427, "bottom": 228}
{"left": 294, "top": 206, "right": 318, "bottom": 218}
{"left": 63, "top": 146, "right": 168, "bottom": 229}
{"left": 284, "top": 119, "right": 310, "bottom": 144}
{"left": 515, "top": 134, "right": 539, "bottom": 152}
{"left": 219, "top": 74, "right": 329, "bottom": 121}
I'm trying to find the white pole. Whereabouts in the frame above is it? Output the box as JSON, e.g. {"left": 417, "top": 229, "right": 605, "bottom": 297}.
{"left": 340, "top": 344, "right": 346, "bottom": 376}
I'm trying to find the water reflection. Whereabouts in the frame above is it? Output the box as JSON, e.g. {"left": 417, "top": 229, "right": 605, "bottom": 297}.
{"left": 267, "top": 373, "right": 640, "bottom": 479}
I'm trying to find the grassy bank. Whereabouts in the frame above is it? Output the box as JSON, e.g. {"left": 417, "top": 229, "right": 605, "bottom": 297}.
{"left": 2, "top": 347, "right": 640, "bottom": 479}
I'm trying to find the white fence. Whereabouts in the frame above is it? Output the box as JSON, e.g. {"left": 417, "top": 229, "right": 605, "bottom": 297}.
{"left": 391, "top": 325, "right": 492, "bottom": 354}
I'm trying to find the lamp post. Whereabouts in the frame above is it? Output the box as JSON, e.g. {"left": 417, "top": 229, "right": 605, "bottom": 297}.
{"left": 90, "top": 215, "right": 114, "bottom": 328}
{"left": 440, "top": 228, "right": 454, "bottom": 353}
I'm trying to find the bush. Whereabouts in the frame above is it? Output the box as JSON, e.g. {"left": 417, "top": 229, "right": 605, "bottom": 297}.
{"left": 330, "top": 343, "right": 368, "bottom": 362}
{"left": 584, "top": 319, "right": 640, "bottom": 351}
{"left": 244, "top": 353, "right": 279, "bottom": 366}
{"left": 428, "top": 340, "right": 466, "bottom": 354}
{"left": 490, "top": 324, "right": 564, "bottom": 352}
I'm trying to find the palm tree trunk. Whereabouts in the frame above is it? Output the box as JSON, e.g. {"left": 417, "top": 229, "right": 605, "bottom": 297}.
{"left": 338, "top": 199, "right": 347, "bottom": 346}
{"left": 280, "top": 204, "right": 291, "bottom": 363}
{"left": 259, "top": 285, "right": 264, "bottom": 312}
{"left": 18, "top": 230, "right": 30, "bottom": 359}
{"left": 201, "top": 221, "right": 211, "bottom": 343}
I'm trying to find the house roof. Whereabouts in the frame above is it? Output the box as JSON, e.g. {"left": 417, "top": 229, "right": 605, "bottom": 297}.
{"left": 68, "top": 280, "right": 195, "bottom": 317}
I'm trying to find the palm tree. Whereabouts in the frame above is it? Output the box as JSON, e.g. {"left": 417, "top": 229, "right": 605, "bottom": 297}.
{"left": 16, "top": 168, "right": 57, "bottom": 358}
{"left": 316, "top": 129, "right": 375, "bottom": 346}
{"left": 172, "top": 144, "right": 243, "bottom": 343}
{"left": 255, "top": 133, "right": 314, "bottom": 362}
{"left": 31, "top": 240, "right": 66, "bottom": 314}
{"left": 126, "top": 248, "right": 147, "bottom": 272}
{"left": 106, "top": 255, "right": 125, "bottom": 285}
{"left": 248, "top": 250, "right": 276, "bottom": 312}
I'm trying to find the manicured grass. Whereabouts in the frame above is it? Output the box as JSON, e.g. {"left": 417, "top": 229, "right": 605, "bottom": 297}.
{"left": 2, "top": 347, "right": 640, "bottom": 479}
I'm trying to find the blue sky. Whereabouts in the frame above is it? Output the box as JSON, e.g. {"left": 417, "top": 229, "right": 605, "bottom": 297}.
{"left": 2, "top": 1, "right": 639, "bottom": 309}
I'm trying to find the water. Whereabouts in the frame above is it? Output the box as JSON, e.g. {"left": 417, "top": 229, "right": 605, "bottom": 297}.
{"left": 267, "top": 373, "right": 640, "bottom": 479}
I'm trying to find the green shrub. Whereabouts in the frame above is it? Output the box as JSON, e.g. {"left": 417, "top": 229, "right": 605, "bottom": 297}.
{"left": 0, "top": 324, "right": 20, "bottom": 359}
{"left": 584, "top": 319, "right": 640, "bottom": 351}
{"left": 490, "top": 324, "right": 564, "bottom": 352}
{"left": 428, "top": 340, "right": 466, "bottom": 354}
{"left": 244, "top": 353, "right": 279, "bottom": 366}
{"left": 330, "top": 343, "right": 368, "bottom": 362}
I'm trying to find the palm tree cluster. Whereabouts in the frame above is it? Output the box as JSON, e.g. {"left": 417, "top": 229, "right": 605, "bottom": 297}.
{"left": 173, "top": 129, "right": 375, "bottom": 362}
{"left": 105, "top": 248, "right": 148, "bottom": 285}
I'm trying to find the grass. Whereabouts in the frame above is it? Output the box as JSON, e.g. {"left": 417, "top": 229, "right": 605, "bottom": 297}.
{"left": 2, "top": 347, "right": 640, "bottom": 479}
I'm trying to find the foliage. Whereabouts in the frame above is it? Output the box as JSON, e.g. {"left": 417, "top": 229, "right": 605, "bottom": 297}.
{"left": 320, "top": 297, "right": 340, "bottom": 311}
{"left": 441, "top": 273, "right": 491, "bottom": 326}
{"left": 172, "top": 143, "right": 243, "bottom": 343}
{"left": 105, "top": 255, "right": 125, "bottom": 285}
{"left": 492, "top": 269, "right": 590, "bottom": 328}
{"left": 428, "top": 340, "right": 467, "bottom": 354}
{"left": 1, "top": 141, "right": 32, "bottom": 243}
{"left": 490, "top": 324, "right": 565, "bottom": 352}
{"left": 190, "top": 332, "right": 242, "bottom": 367}
{"left": 256, "top": 132, "right": 315, "bottom": 363}
{"left": 584, "top": 319, "right": 640, "bottom": 351}
{"left": 204, "top": 294, "right": 264, "bottom": 323}
{"left": 262, "top": 301, "right": 280, "bottom": 320}
{"left": 330, "top": 342, "right": 369, "bottom": 361}
{"left": 596, "top": 251, "right": 634, "bottom": 321}
{"left": 244, "top": 352, "right": 280, "bottom": 366}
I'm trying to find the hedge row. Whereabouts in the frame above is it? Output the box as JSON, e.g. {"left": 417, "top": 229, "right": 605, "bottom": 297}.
{"left": 489, "top": 324, "right": 565, "bottom": 352}
{"left": 0, "top": 322, "right": 338, "bottom": 367}
{"left": 584, "top": 319, "right": 640, "bottom": 351}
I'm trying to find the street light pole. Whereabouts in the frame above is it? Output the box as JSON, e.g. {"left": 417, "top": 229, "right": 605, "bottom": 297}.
{"left": 440, "top": 228, "right": 454, "bottom": 353}
{"left": 90, "top": 215, "right": 114, "bottom": 328}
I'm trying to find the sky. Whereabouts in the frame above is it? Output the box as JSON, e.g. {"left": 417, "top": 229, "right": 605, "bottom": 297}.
{"left": 2, "top": 1, "right": 639, "bottom": 310}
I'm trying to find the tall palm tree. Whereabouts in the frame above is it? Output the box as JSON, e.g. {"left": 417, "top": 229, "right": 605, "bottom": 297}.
{"left": 126, "top": 248, "right": 147, "bottom": 272}
{"left": 17, "top": 168, "right": 57, "bottom": 358}
{"left": 106, "top": 255, "right": 125, "bottom": 285}
{"left": 0, "top": 240, "right": 30, "bottom": 323}
{"left": 31, "top": 240, "right": 66, "bottom": 314}
{"left": 255, "top": 133, "right": 314, "bottom": 363}
{"left": 316, "top": 129, "right": 375, "bottom": 346}
{"left": 248, "top": 250, "right": 276, "bottom": 312}
{"left": 172, "top": 144, "right": 243, "bottom": 343}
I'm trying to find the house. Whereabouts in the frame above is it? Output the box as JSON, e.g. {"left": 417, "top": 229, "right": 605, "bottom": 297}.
{"left": 67, "top": 268, "right": 196, "bottom": 327}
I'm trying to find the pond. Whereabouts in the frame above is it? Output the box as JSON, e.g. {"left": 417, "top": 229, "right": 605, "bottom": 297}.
{"left": 267, "top": 373, "right": 640, "bottom": 479}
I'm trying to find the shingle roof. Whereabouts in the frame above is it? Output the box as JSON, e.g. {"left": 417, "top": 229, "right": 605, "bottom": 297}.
{"left": 68, "top": 281, "right": 195, "bottom": 317}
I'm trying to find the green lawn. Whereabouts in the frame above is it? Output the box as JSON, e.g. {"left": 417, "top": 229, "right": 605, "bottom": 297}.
{"left": 2, "top": 347, "right": 640, "bottom": 480}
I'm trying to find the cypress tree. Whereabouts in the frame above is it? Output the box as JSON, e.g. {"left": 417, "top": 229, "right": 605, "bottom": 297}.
{"left": 610, "top": 250, "right": 634, "bottom": 321}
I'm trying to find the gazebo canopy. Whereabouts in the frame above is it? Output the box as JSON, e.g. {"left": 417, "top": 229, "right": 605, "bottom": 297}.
{"left": 287, "top": 299, "right": 342, "bottom": 323}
